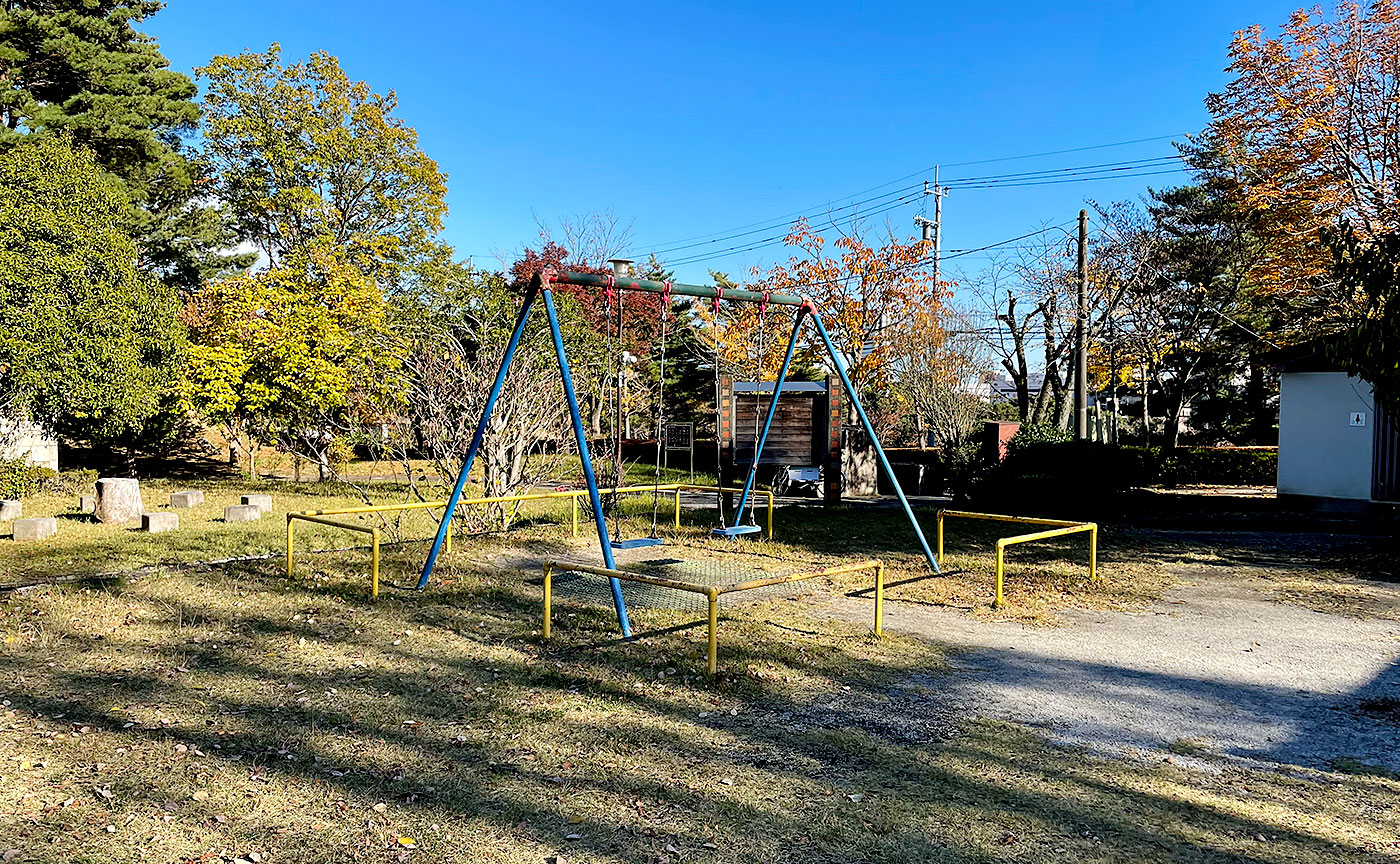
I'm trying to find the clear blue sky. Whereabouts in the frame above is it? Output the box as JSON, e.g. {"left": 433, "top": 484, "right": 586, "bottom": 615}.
{"left": 148, "top": 0, "right": 1298, "bottom": 286}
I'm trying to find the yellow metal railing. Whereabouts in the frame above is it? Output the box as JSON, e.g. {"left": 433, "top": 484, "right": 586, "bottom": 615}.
{"left": 286, "top": 513, "right": 382, "bottom": 598}
{"left": 283, "top": 483, "right": 777, "bottom": 597}
{"left": 936, "top": 509, "right": 1098, "bottom": 608}
{"left": 542, "top": 558, "right": 883, "bottom": 676}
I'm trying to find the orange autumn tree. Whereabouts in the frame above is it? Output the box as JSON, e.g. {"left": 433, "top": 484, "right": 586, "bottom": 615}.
{"left": 1206, "top": 1, "right": 1400, "bottom": 307}
{"left": 703, "top": 219, "right": 948, "bottom": 438}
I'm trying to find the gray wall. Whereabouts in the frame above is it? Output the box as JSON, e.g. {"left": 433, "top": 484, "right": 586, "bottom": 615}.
{"left": 1277, "top": 372, "right": 1374, "bottom": 500}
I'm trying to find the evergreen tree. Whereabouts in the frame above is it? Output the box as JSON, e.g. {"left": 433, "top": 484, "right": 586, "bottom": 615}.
{"left": 0, "top": 136, "right": 185, "bottom": 447}
{"left": 0, "top": 0, "right": 246, "bottom": 291}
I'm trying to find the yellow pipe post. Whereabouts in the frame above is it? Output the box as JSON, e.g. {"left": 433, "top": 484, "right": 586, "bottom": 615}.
{"left": 874, "top": 561, "right": 885, "bottom": 635}
{"left": 674, "top": 489, "right": 682, "bottom": 530}
{"left": 764, "top": 491, "right": 774, "bottom": 539}
{"left": 936, "top": 509, "right": 944, "bottom": 568}
{"left": 994, "top": 539, "right": 1007, "bottom": 608}
{"left": 370, "top": 528, "right": 380, "bottom": 599}
{"left": 286, "top": 516, "right": 295, "bottom": 577}
{"left": 542, "top": 563, "right": 553, "bottom": 639}
{"left": 571, "top": 494, "right": 579, "bottom": 538}
{"left": 707, "top": 588, "right": 719, "bottom": 677}
{"left": 1089, "top": 524, "right": 1098, "bottom": 580}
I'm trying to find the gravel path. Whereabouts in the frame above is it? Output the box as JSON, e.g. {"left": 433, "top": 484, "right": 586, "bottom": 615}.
{"left": 821, "top": 567, "right": 1400, "bottom": 773}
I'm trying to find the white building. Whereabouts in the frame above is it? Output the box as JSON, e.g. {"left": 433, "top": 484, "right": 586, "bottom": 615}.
{"left": 0, "top": 419, "right": 58, "bottom": 471}
{"left": 1275, "top": 345, "right": 1398, "bottom": 505}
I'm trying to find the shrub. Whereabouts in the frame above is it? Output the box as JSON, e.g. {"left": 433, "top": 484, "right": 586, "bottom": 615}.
{"left": 0, "top": 459, "right": 56, "bottom": 499}
{"left": 1124, "top": 446, "right": 1278, "bottom": 486}
{"left": 1006, "top": 423, "right": 1071, "bottom": 453}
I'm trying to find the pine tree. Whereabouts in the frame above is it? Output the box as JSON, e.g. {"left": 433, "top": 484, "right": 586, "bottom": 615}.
{"left": 0, "top": 0, "right": 247, "bottom": 291}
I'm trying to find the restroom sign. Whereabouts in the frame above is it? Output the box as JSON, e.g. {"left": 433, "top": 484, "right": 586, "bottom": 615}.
{"left": 1350, "top": 412, "right": 1367, "bottom": 427}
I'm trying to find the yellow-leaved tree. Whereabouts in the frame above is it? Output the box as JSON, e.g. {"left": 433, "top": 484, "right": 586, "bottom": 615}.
{"left": 702, "top": 220, "right": 948, "bottom": 440}
{"left": 1206, "top": 0, "right": 1400, "bottom": 305}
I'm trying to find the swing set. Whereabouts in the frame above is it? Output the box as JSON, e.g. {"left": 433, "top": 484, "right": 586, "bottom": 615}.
{"left": 417, "top": 267, "right": 940, "bottom": 639}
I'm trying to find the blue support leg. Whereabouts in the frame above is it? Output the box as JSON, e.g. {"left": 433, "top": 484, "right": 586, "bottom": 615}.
{"left": 417, "top": 283, "right": 540, "bottom": 590}
{"left": 542, "top": 288, "right": 633, "bottom": 637}
{"left": 808, "top": 311, "right": 941, "bottom": 574}
{"left": 729, "top": 306, "right": 809, "bottom": 529}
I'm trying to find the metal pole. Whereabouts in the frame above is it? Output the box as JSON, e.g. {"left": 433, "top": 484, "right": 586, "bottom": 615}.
{"left": 417, "top": 282, "right": 539, "bottom": 590}
{"left": 733, "top": 306, "right": 809, "bottom": 526}
{"left": 553, "top": 271, "right": 807, "bottom": 308}
{"left": 808, "top": 311, "right": 940, "bottom": 574}
{"left": 933, "top": 167, "right": 944, "bottom": 287}
{"left": 541, "top": 286, "right": 633, "bottom": 638}
{"left": 1076, "top": 209, "right": 1089, "bottom": 441}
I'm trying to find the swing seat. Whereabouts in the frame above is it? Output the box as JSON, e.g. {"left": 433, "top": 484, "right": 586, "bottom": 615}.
{"left": 711, "top": 525, "right": 763, "bottom": 538}
{"left": 610, "top": 537, "right": 665, "bottom": 551}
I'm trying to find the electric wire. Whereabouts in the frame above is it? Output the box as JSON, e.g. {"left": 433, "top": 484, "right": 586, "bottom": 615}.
{"left": 625, "top": 134, "right": 1187, "bottom": 256}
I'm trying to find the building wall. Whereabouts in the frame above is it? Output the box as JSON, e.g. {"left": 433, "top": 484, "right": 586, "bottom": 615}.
{"left": 1277, "top": 372, "right": 1374, "bottom": 500}
{"left": 0, "top": 419, "right": 58, "bottom": 471}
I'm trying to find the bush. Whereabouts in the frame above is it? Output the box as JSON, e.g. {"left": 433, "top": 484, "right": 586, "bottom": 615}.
{"left": 971, "top": 440, "right": 1153, "bottom": 511}
{"left": 1124, "top": 446, "right": 1278, "bottom": 486}
{"left": 0, "top": 459, "right": 56, "bottom": 499}
{"left": 1006, "top": 423, "right": 1071, "bottom": 453}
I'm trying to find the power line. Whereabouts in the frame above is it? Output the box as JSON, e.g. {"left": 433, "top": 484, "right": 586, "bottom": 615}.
{"left": 942, "top": 155, "right": 1182, "bottom": 185}
{"left": 640, "top": 159, "right": 1185, "bottom": 268}
{"left": 947, "top": 167, "right": 1187, "bottom": 191}
{"left": 627, "top": 133, "right": 1187, "bottom": 256}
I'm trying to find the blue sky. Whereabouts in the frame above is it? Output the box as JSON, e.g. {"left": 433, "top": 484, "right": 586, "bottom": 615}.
{"left": 148, "top": 0, "right": 1298, "bottom": 286}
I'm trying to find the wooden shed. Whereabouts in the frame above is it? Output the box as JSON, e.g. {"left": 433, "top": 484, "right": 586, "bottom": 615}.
{"left": 716, "top": 376, "right": 843, "bottom": 502}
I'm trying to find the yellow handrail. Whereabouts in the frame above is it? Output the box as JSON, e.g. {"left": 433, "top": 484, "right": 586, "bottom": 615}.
{"left": 936, "top": 509, "right": 1098, "bottom": 607}
{"left": 541, "top": 558, "right": 883, "bottom": 676}
{"left": 282, "top": 483, "right": 779, "bottom": 596}
{"left": 286, "top": 513, "right": 381, "bottom": 599}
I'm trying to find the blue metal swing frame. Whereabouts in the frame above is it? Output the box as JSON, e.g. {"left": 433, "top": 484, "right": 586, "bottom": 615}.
{"left": 416, "top": 269, "right": 940, "bottom": 638}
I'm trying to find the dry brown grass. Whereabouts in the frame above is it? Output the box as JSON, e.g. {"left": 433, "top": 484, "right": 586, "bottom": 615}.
{"left": 2, "top": 535, "right": 1398, "bottom": 864}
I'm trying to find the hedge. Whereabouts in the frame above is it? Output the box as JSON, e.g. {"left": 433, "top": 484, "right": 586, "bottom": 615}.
{"left": 967, "top": 443, "right": 1278, "bottom": 509}
{"left": 1128, "top": 446, "right": 1278, "bottom": 487}
{"left": 0, "top": 459, "right": 56, "bottom": 499}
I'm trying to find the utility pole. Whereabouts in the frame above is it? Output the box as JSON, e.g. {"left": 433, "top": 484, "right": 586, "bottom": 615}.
{"left": 1075, "top": 209, "right": 1089, "bottom": 441}
{"left": 914, "top": 167, "right": 948, "bottom": 286}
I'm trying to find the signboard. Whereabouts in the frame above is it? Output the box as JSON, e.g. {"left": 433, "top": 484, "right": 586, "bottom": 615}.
{"left": 665, "top": 422, "right": 694, "bottom": 480}
{"left": 665, "top": 422, "right": 693, "bottom": 449}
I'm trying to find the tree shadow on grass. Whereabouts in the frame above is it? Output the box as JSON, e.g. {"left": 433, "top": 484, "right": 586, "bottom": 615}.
{"left": 2, "top": 559, "right": 1397, "bottom": 862}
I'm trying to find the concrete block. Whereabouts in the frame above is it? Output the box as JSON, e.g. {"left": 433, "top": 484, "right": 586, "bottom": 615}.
{"left": 13, "top": 516, "right": 56, "bottom": 542}
{"left": 79, "top": 495, "right": 95, "bottom": 514}
{"left": 224, "top": 504, "right": 262, "bottom": 523}
{"left": 169, "top": 490, "right": 204, "bottom": 508}
{"left": 142, "top": 512, "right": 179, "bottom": 534}
{"left": 241, "top": 494, "right": 273, "bottom": 513}
{"left": 0, "top": 499, "right": 21, "bottom": 521}
{"left": 95, "top": 477, "right": 143, "bottom": 524}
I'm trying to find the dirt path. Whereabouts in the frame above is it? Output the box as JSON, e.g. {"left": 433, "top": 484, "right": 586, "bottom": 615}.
{"left": 820, "top": 568, "right": 1400, "bottom": 774}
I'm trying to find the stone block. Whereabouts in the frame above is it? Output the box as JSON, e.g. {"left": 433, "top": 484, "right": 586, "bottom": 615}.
{"left": 95, "top": 477, "right": 143, "bottom": 524}
{"left": 169, "top": 490, "right": 204, "bottom": 508}
{"left": 241, "top": 494, "right": 273, "bottom": 513}
{"left": 13, "top": 516, "right": 56, "bottom": 542}
{"left": 142, "top": 512, "right": 179, "bottom": 534}
{"left": 0, "top": 499, "right": 21, "bottom": 521}
{"left": 224, "top": 504, "right": 262, "bottom": 523}
{"left": 79, "top": 495, "right": 95, "bottom": 514}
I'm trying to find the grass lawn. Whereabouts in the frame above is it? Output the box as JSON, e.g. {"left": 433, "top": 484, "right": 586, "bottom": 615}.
{"left": 2, "top": 556, "right": 1397, "bottom": 863}
{"left": 2, "top": 493, "right": 1399, "bottom": 862}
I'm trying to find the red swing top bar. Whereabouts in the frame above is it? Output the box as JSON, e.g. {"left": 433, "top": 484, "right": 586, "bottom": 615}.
{"left": 546, "top": 269, "right": 809, "bottom": 308}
